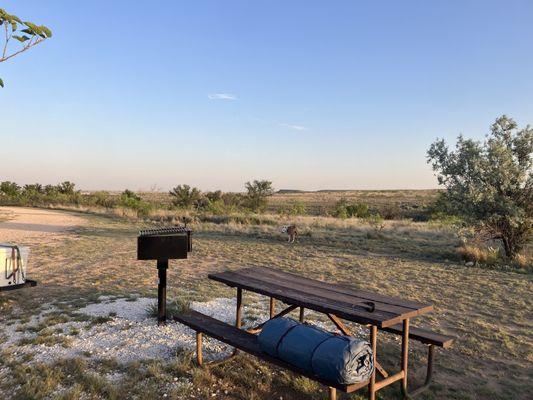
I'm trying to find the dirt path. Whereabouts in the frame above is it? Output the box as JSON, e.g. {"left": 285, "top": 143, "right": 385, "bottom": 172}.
{"left": 0, "top": 206, "right": 85, "bottom": 245}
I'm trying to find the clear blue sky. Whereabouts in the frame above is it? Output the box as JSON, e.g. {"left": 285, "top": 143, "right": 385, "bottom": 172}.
{"left": 1, "top": 1, "right": 532, "bottom": 191}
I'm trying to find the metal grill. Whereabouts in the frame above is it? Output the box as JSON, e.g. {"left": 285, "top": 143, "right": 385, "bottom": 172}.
{"left": 137, "top": 226, "right": 192, "bottom": 324}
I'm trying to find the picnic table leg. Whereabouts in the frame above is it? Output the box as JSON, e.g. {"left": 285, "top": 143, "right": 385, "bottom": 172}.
{"left": 196, "top": 332, "right": 203, "bottom": 366}
{"left": 401, "top": 318, "right": 410, "bottom": 398}
{"left": 368, "top": 325, "right": 377, "bottom": 400}
{"left": 410, "top": 344, "right": 435, "bottom": 397}
{"left": 269, "top": 297, "right": 275, "bottom": 319}
{"left": 328, "top": 387, "right": 336, "bottom": 400}
{"left": 236, "top": 288, "right": 243, "bottom": 329}
{"left": 299, "top": 307, "right": 305, "bottom": 322}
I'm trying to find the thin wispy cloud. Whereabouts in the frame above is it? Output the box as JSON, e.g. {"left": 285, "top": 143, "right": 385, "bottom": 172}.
{"left": 279, "top": 122, "right": 308, "bottom": 131}
{"left": 208, "top": 93, "right": 237, "bottom": 100}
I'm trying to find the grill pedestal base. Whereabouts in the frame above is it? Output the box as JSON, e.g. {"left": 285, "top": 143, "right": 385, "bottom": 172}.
{"left": 157, "top": 260, "right": 168, "bottom": 324}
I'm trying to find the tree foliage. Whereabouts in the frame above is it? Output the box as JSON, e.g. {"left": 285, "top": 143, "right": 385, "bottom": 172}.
{"left": 245, "top": 180, "right": 274, "bottom": 212}
{"left": 0, "top": 7, "right": 52, "bottom": 87}
{"left": 57, "top": 181, "right": 76, "bottom": 195}
{"left": 169, "top": 185, "right": 202, "bottom": 208}
{"left": 427, "top": 115, "right": 533, "bottom": 258}
{"left": 0, "top": 181, "right": 20, "bottom": 196}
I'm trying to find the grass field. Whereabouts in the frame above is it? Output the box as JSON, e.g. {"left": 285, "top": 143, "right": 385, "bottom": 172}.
{"left": 1, "top": 206, "right": 532, "bottom": 400}
{"left": 131, "top": 189, "right": 440, "bottom": 219}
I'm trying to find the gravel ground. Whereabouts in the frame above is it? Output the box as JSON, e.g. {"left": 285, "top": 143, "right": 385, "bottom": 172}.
{"left": 1, "top": 296, "right": 242, "bottom": 365}
{"left": 1, "top": 294, "right": 367, "bottom": 370}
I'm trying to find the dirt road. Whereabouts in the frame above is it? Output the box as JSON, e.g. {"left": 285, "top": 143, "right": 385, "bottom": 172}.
{"left": 0, "top": 206, "right": 85, "bottom": 245}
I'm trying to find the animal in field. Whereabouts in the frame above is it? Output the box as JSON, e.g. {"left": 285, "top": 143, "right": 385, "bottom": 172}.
{"left": 280, "top": 224, "right": 298, "bottom": 243}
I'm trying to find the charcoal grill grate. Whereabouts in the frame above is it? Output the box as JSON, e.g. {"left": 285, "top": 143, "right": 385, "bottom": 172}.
{"left": 139, "top": 226, "right": 190, "bottom": 237}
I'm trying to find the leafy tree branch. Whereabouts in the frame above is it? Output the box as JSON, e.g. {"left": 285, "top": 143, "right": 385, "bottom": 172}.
{"left": 0, "top": 7, "right": 52, "bottom": 87}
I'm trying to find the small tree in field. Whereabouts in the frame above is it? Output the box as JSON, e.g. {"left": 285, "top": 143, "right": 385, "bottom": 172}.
{"left": 427, "top": 115, "right": 532, "bottom": 258}
{"left": 169, "top": 185, "right": 202, "bottom": 208}
{"left": 0, "top": 181, "right": 20, "bottom": 197}
{"left": 56, "top": 181, "right": 76, "bottom": 195}
{"left": 245, "top": 180, "right": 274, "bottom": 212}
{"left": 0, "top": 8, "right": 52, "bottom": 87}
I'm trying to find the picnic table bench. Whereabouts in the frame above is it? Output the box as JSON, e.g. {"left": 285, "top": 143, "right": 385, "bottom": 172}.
{"left": 174, "top": 267, "right": 454, "bottom": 399}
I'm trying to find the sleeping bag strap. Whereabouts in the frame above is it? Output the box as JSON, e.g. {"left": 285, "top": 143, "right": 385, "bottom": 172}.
{"left": 309, "top": 335, "right": 349, "bottom": 376}
{"left": 274, "top": 324, "right": 300, "bottom": 357}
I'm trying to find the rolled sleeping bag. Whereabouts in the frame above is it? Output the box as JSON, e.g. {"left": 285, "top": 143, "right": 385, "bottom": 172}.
{"left": 258, "top": 317, "right": 374, "bottom": 385}
{"left": 258, "top": 317, "right": 299, "bottom": 357}
{"left": 311, "top": 334, "right": 374, "bottom": 384}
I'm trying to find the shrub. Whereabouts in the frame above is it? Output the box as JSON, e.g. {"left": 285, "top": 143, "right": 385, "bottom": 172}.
{"left": 244, "top": 180, "right": 274, "bottom": 212}
{"left": 0, "top": 181, "right": 20, "bottom": 197}
{"left": 346, "top": 203, "right": 370, "bottom": 218}
{"left": 118, "top": 189, "right": 152, "bottom": 217}
{"left": 333, "top": 198, "right": 349, "bottom": 219}
{"left": 169, "top": 185, "right": 202, "bottom": 209}
{"left": 333, "top": 199, "right": 370, "bottom": 219}
{"left": 379, "top": 203, "right": 401, "bottom": 220}
{"left": 121, "top": 189, "right": 140, "bottom": 201}
{"left": 57, "top": 181, "right": 76, "bottom": 195}
{"left": 457, "top": 245, "right": 501, "bottom": 265}
{"left": 88, "top": 191, "right": 115, "bottom": 208}
{"left": 366, "top": 214, "right": 385, "bottom": 233}
{"left": 205, "top": 190, "right": 222, "bottom": 202}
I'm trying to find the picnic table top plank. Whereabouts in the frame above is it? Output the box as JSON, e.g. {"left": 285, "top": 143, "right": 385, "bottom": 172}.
{"left": 235, "top": 267, "right": 432, "bottom": 316}
{"left": 208, "top": 267, "right": 433, "bottom": 328}
{"left": 249, "top": 267, "right": 431, "bottom": 311}
{"left": 233, "top": 269, "right": 414, "bottom": 317}
{"left": 210, "top": 271, "right": 396, "bottom": 326}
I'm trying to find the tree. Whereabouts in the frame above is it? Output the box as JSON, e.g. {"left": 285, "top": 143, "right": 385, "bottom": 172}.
{"left": 121, "top": 189, "right": 141, "bottom": 201}
{"left": 56, "top": 181, "right": 76, "bottom": 195}
{"left": 44, "top": 184, "right": 58, "bottom": 195}
{"left": 245, "top": 180, "right": 274, "bottom": 212}
{"left": 205, "top": 190, "right": 223, "bottom": 203}
{"left": 23, "top": 183, "right": 44, "bottom": 194}
{"left": 0, "top": 181, "right": 20, "bottom": 197}
{"left": 427, "top": 115, "right": 532, "bottom": 258}
{"left": 169, "top": 185, "right": 202, "bottom": 208}
{"left": 0, "top": 7, "right": 52, "bottom": 87}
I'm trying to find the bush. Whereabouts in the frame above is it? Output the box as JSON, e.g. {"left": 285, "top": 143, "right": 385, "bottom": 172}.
{"left": 118, "top": 190, "right": 152, "bottom": 217}
{"left": 169, "top": 185, "right": 202, "bottom": 209}
{"left": 333, "top": 199, "right": 370, "bottom": 219}
{"left": 244, "top": 180, "right": 274, "bottom": 212}
{"left": 379, "top": 203, "right": 401, "bottom": 220}
{"left": 0, "top": 181, "right": 20, "bottom": 197}
{"left": 278, "top": 201, "right": 307, "bottom": 216}
{"left": 457, "top": 245, "right": 501, "bottom": 265}
{"left": 346, "top": 203, "right": 369, "bottom": 218}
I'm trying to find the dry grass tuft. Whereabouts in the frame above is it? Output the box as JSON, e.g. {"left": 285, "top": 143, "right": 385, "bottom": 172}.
{"left": 457, "top": 245, "right": 501, "bottom": 265}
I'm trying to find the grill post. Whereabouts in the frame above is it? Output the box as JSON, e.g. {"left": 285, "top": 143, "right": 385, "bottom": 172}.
{"left": 157, "top": 259, "right": 168, "bottom": 324}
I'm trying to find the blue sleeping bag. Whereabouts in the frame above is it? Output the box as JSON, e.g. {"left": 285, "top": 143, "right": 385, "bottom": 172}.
{"left": 258, "top": 317, "right": 374, "bottom": 385}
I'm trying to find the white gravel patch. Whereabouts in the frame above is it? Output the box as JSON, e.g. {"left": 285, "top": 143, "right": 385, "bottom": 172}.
{"left": 0, "top": 297, "right": 244, "bottom": 365}
{"left": 1, "top": 296, "right": 367, "bottom": 367}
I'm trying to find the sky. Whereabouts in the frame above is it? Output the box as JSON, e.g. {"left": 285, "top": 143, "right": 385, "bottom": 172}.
{"left": 1, "top": 1, "right": 532, "bottom": 192}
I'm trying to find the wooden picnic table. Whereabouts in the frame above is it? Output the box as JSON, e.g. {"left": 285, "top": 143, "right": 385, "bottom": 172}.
{"left": 208, "top": 266, "right": 435, "bottom": 400}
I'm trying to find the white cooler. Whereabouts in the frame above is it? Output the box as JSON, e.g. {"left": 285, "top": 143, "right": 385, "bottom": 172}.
{"left": 0, "top": 244, "right": 30, "bottom": 288}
